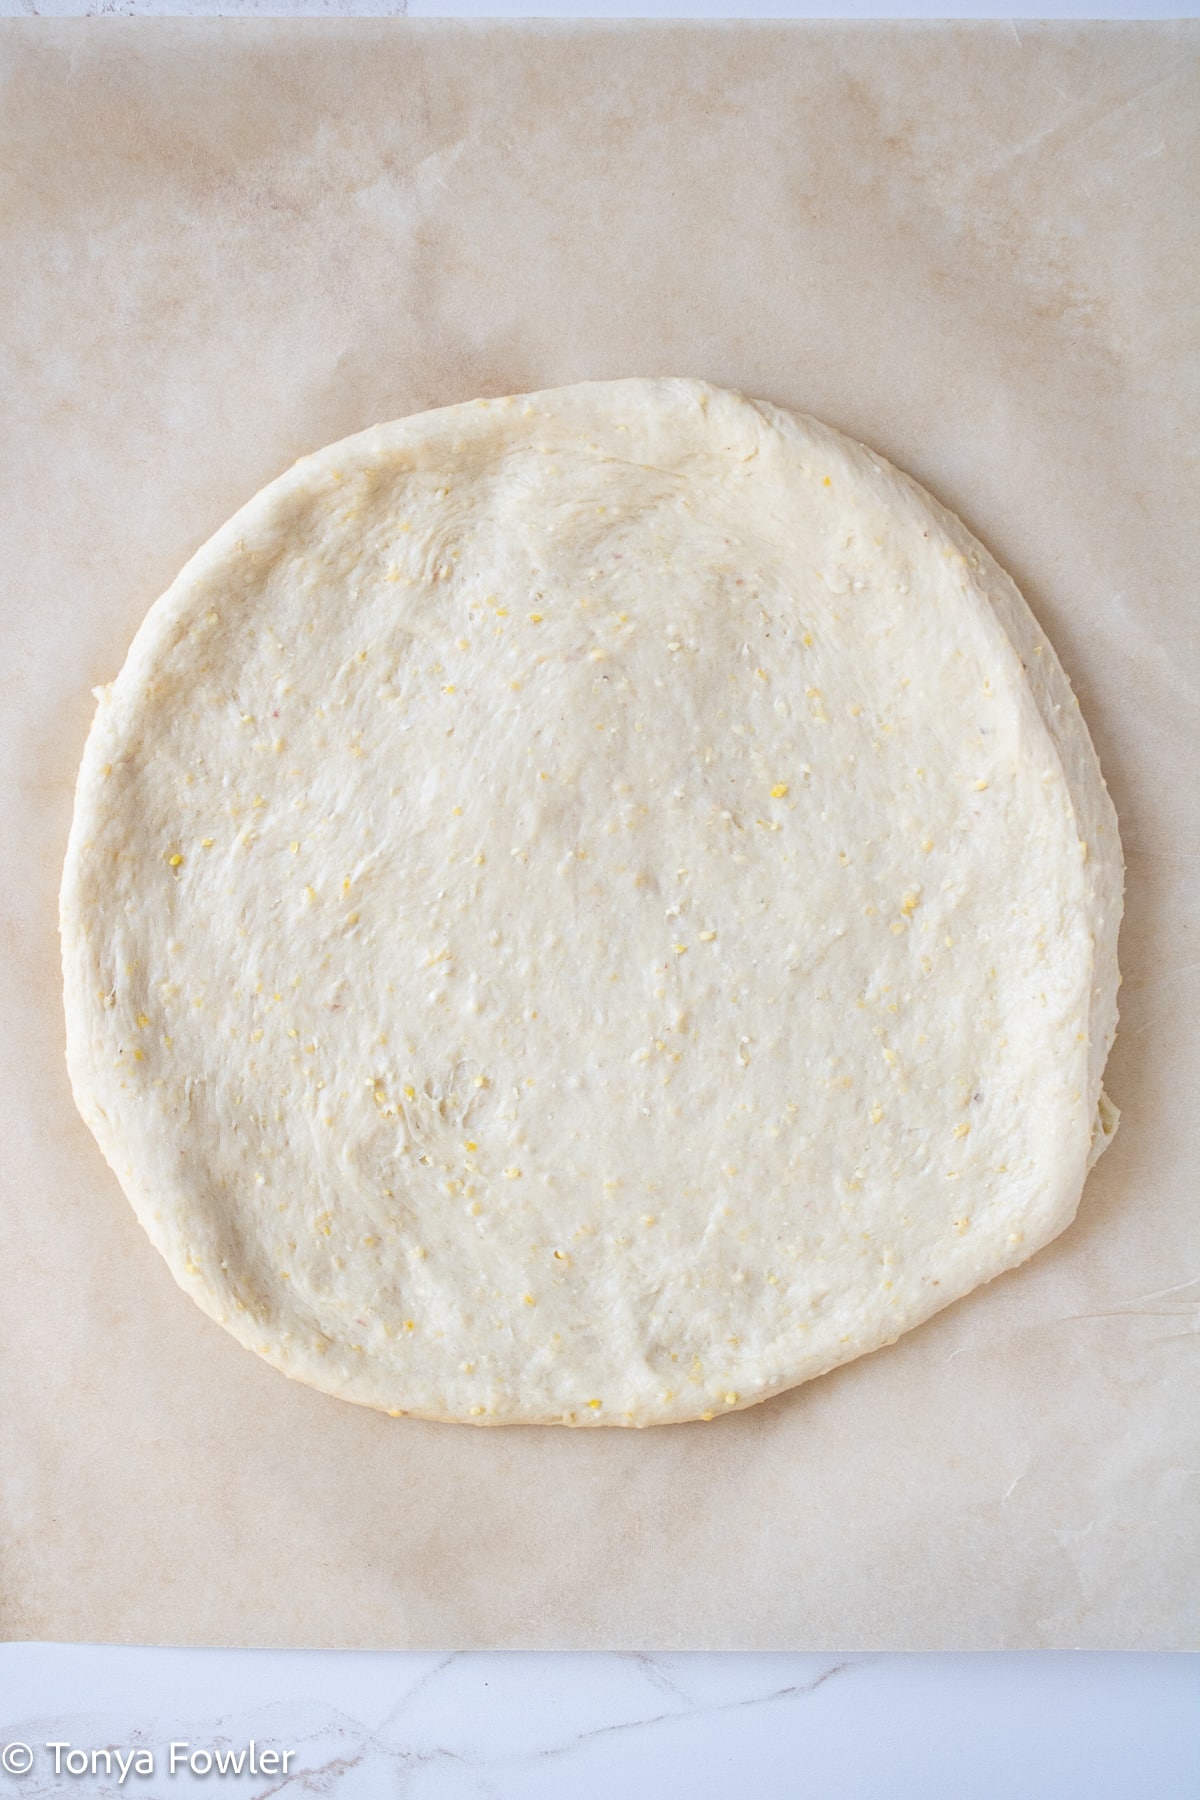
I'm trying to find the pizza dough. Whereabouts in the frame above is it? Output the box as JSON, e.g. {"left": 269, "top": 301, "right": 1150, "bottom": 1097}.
{"left": 60, "top": 379, "right": 1122, "bottom": 1426}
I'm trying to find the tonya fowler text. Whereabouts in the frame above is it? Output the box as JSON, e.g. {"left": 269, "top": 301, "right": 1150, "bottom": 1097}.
{"left": 2, "top": 1741, "right": 296, "bottom": 1781}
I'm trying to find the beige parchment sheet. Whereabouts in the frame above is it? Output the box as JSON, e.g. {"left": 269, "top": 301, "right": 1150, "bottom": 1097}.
{"left": 0, "top": 20, "right": 1196, "bottom": 1650}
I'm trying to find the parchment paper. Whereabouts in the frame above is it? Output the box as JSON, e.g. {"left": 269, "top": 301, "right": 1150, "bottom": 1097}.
{"left": 1, "top": 20, "right": 1196, "bottom": 1650}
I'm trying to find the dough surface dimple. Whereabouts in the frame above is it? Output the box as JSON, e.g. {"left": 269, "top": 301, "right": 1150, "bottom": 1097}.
{"left": 60, "top": 378, "right": 1122, "bottom": 1426}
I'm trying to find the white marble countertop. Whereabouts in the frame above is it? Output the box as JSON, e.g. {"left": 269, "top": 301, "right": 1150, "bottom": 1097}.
{"left": 1, "top": 2, "right": 1195, "bottom": 1788}
{"left": 1, "top": 1646, "right": 1197, "bottom": 1796}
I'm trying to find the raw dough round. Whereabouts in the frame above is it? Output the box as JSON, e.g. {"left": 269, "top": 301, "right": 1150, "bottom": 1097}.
{"left": 61, "top": 380, "right": 1122, "bottom": 1425}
